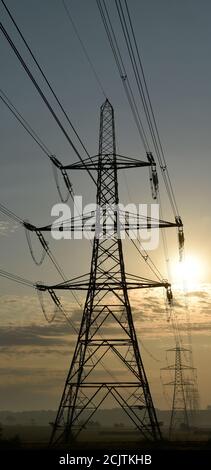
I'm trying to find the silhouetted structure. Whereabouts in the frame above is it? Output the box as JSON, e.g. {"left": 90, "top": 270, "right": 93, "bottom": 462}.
{"left": 162, "top": 344, "right": 193, "bottom": 437}
{"left": 35, "top": 100, "right": 181, "bottom": 446}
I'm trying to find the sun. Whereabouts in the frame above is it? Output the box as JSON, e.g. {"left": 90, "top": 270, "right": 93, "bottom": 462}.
{"left": 171, "top": 254, "right": 203, "bottom": 289}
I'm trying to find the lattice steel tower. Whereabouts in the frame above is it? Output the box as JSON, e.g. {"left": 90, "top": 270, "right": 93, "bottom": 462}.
{"left": 35, "top": 100, "right": 181, "bottom": 446}
{"left": 162, "top": 344, "right": 191, "bottom": 437}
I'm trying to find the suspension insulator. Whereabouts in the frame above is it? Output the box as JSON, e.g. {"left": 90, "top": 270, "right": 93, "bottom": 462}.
{"left": 24, "top": 222, "right": 47, "bottom": 266}
{"left": 36, "top": 288, "right": 57, "bottom": 323}
{"left": 166, "top": 286, "right": 173, "bottom": 306}
{"left": 36, "top": 230, "right": 49, "bottom": 253}
{"left": 62, "top": 169, "right": 73, "bottom": 196}
{"left": 147, "top": 152, "right": 159, "bottom": 200}
{"left": 175, "top": 216, "right": 185, "bottom": 261}
{"left": 48, "top": 288, "right": 62, "bottom": 309}
{"left": 50, "top": 155, "right": 63, "bottom": 169}
{"left": 151, "top": 169, "right": 159, "bottom": 198}
{"left": 51, "top": 156, "right": 73, "bottom": 202}
{"left": 165, "top": 305, "right": 171, "bottom": 322}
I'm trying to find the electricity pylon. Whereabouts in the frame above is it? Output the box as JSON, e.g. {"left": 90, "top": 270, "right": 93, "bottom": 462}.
{"left": 162, "top": 344, "right": 193, "bottom": 438}
{"left": 33, "top": 99, "right": 182, "bottom": 447}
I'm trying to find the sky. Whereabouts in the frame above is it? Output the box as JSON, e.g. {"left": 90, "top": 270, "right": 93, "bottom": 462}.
{"left": 0, "top": 0, "right": 211, "bottom": 413}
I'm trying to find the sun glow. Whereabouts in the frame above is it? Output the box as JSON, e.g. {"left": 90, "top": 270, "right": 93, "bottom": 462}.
{"left": 171, "top": 254, "right": 204, "bottom": 289}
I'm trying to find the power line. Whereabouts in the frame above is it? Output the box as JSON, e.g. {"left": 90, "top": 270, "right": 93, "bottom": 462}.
{"left": 0, "top": 265, "right": 79, "bottom": 329}
{"left": 0, "top": 88, "right": 74, "bottom": 202}
{"left": 0, "top": 19, "right": 96, "bottom": 185}
{"left": 0, "top": 5, "right": 168, "bottom": 287}
{"left": 0, "top": 88, "right": 51, "bottom": 158}
{"left": 117, "top": 0, "right": 189, "bottom": 347}
{"left": 0, "top": 203, "right": 82, "bottom": 307}
{"left": 96, "top": 0, "right": 150, "bottom": 153}
{"left": 97, "top": 0, "right": 186, "bottom": 295}
{"left": 96, "top": 0, "right": 169, "bottom": 282}
{"left": 97, "top": 0, "right": 180, "bottom": 218}
{"left": 0, "top": 268, "right": 35, "bottom": 288}
{"left": 114, "top": 0, "right": 164, "bottom": 165}
{"left": 114, "top": 0, "right": 158, "bottom": 154}
{"left": 0, "top": 4, "right": 166, "bottom": 399}
{"left": 116, "top": 0, "right": 180, "bottom": 217}
{"left": 0, "top": 205, "right": 130, "bottom": 385}
{"left": 62, "top": 0, "right": 107, "bottom": 99}
{"left": 0, "top": 19, "right": 168, "bottom": 294}
{"left": 114, "top": 0, "right": 182, "bottom": 326}
{"left": 0, "top": 202, "right": 23, "bottom": 224}
{"left": 123, "top": 0, "right": 179, "bottom": 215}
{"left": 0, "top": 0, "right": 97, "bottom": 172}
{"left": 96, "top": 2, "right": 191, "bottom": 405}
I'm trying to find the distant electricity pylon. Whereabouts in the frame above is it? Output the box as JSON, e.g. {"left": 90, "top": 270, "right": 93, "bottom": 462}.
{"left": 32, "top": 100, "right": 182, "bottom": 446}
{"left": 161, "top": 289, "right": 200, "bottom": 437}
{"left": 162, "top": 343, "right": 196, "bottom": 437}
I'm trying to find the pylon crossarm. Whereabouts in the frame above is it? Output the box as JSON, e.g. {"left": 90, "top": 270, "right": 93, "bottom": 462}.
{"left": 166, "top": 347, "right": 190, "bottom": 352}
{"left": 71, "top": 382, "right": 145, "bottom": 386}
{"left": 164, "top": 381, "right": 193, "bottom": 386}
{"left": 36, "top": 280, "right": 169, "bottom": 291}
{"left": 36, "top": 272, "right": 170, "bottom": 291}
{"left": 162, "top": 364, "right": 194, "bottom": 371}
{"left": 62, "top": 153, "right": 152, "bottom": 171}
{"left": 26, "top": 212, "right": 181, "bottom": 232}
